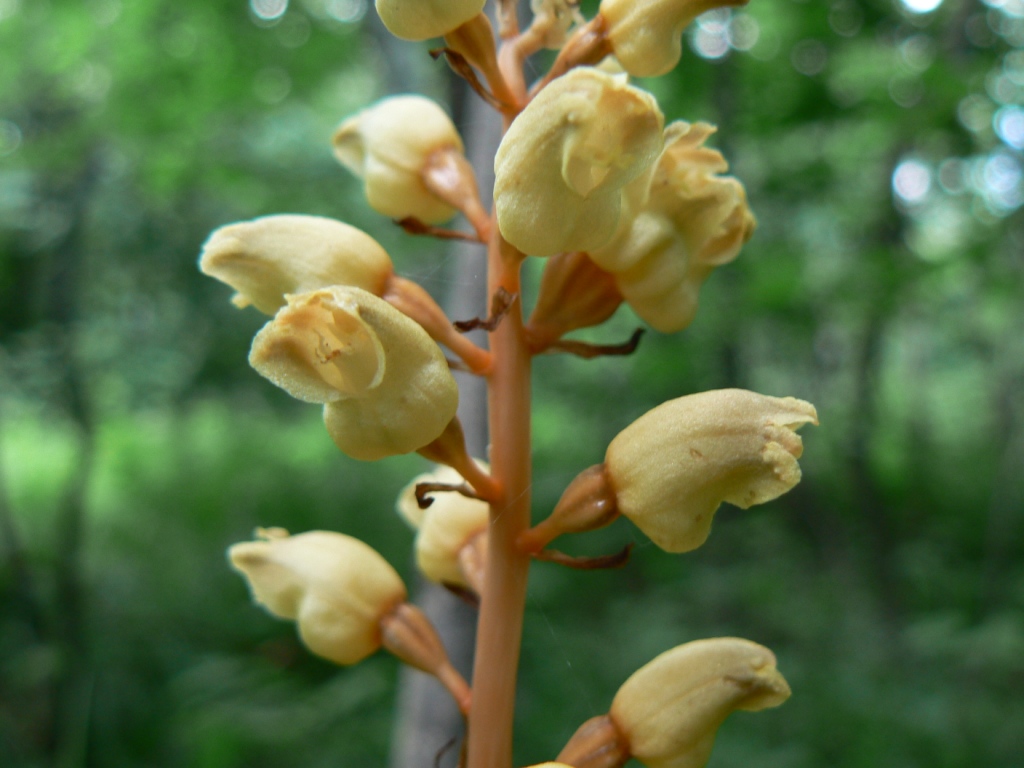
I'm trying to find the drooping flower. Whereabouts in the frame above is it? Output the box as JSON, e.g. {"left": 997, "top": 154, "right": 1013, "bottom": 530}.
{"left": 249, "top": 286, "right": 459, "bottom": 461}
{"left": 523, "top": 389, "right": 817, "bottom": 555}
{"left": 199, "top": 214, "right": 393, "bottom": 315}
{"left": 333, "top": 95, "right": 475, "bottom": 224}
{"left": 605, "top": 389, "right": 818, "bottom": 552}
{"left": 609, "top": 638, "right": 791, "bottom": 768}
{"left": 590, "top": 121, "right": 755, "bottom": 333}
{"left": 375, "top": 0, "right": 486, "bottom": 41}
{"left": 599, "top": 0, "right": 751, "bottom": 78}
{"left": 494, "top": 67, "right": 664, "bottom": 256}
{"left": 229, "top": 529, "right": 407, "bottom": 666}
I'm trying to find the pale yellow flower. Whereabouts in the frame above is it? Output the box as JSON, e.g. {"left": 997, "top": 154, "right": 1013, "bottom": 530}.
{"left": 600, "top": 0, "right": 750, "bottom": 78}
{"left": 590, "top": 121, "right": 755, "bottom": 333}
{"left": 198, "top": 215, "right": 392, "bottom": 315}
{"left": 333, "top": 95, "right": 467, "bottom": 224}
{"left": 606, "top": 389, "right": 817, "bottom": 552}
{"left": 397, "top": 464, "right": 490, "bottom": 589}
{"left": 494, "top": 67, "right": 664, "bottom": 256}
{"left": 249, "top": 286, "right": 459, "bottom": 461}
{"left": 610, "top": 638, "right": 790, "bottom": 768}
{"left": 228, "top": 529, "right": 406, "bottom": 666}
{"left": 375, "top": 0, "right": 485, "bottom": 41}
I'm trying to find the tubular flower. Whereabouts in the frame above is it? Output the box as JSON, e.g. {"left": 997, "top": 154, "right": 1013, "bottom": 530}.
{"left": 494, "top": 67, "right": 664, "bottom": 256}
{"left": 228, "top": 529, "right": 406, "bottom": 666}
{"left": 590, "top": 121, "right": 755, "bottom": 333}
{"left": 198, "top": 214, "right": 393, "bottom": 315}
{"left": 375, "top": 0, "right": 485, "bottom": 41}
{"left": 333, "top": 95, "right": 468, "bottom": 224}
{"left": 249, "top": 286, "right": 459, "bottom": 461}
{"left": 606, "top": 389, "right": 817, "bottom": 552}
{"left": 610, "top": 638, "right": 791, "bottom": 768}
{"left": 397, "top": 464, "right": 490, "bottom": 590}
{"left": 599, "top": 0, "right": 751, "bottom": 78}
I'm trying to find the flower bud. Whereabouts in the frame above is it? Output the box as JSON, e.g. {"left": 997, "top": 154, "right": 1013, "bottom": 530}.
{"left": 590, "top": 122, "right": 755, "bottom": 333}
{"left": 599, "top": 0, "right": 750, "bottom": 78}
{"left": 606, "top": 389, "right": 817, "bottom": 552}
{"left": 494, "top": 67, "right": 664, "bottom": 256}
{"left": 199, "top": 215, "right": 393, "bottom": 315}
{"left": 397, "top": 464, "right": 490, "bottom": 590}
{"left": 609, "top": 638, "right": 790, "bottom": 768}
{"left": 333, "top": 95, "right": 469, "bottom": 224}
{"left": 228, "top": 529, "right": 406, "bottom": 666}
{"left": 249, "top": 286, "right": 459, "bottom": 461}
{"left": 375, "top": 0, "right": 485, "bottom": 41}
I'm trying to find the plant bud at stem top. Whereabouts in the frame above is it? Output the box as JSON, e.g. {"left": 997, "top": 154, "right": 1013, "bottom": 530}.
{"left": 606, "top": 389, "right": 817, "bottom": 552}
{"left": 333, "top": 95, "right": 471, "bottom": 224}
{"left": 494, "top": 67, "right": 664, "bottom": 256}
{"left": 375, "top": 0, "right": 485, "bottom": 41}
{"left": 609, "top": 638, "right": 790, "bottom": 768}
{"left": 249, "top": 286, "right": 459, "bottom": 461}
{"left": 228, "top": 530, "right": 406, "bottom": 666}
{"left": 599, "top": 0, "right": 750, "bottom": 78}
{"left": 199, "top": 215, "right": 393, "bottom": 315}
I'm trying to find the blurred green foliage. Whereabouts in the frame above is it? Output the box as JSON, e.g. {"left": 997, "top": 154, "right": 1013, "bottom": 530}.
{"left": 1, "top": 0, "right": 1023, "bottom": 766}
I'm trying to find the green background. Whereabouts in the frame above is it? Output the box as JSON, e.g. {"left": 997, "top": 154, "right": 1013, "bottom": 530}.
{"left": 1, "top": 0, "right": 1022, "bottom": 765}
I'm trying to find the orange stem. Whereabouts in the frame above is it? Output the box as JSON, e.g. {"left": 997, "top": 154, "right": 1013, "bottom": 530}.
{"left": 464, "top": 219, "right": 531, "bottom": 768}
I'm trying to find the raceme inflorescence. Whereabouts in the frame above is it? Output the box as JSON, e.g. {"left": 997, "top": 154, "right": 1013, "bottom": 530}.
{"left": 200, "top": 1, "right": 818, "bottom": 767}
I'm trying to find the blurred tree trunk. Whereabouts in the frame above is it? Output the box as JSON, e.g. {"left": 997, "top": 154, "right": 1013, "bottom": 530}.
{"left": 387, "top": 17, "right": 502, "bottom": 768}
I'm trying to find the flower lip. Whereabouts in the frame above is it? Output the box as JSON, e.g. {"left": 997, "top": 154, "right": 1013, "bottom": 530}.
{"left": 250, "top": 288, "right": 387, "bottom": 404}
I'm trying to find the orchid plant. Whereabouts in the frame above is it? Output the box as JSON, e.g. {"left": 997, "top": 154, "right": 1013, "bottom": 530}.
{"left": 198, "top": 1, "right": 818, "bottom": 767}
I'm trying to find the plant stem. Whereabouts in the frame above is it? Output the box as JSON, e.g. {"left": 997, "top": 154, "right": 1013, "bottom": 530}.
{"left": 465, "top": 225, "right": 531, "bottom": 768}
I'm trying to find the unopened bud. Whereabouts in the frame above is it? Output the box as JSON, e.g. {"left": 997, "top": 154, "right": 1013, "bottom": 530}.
{"left": 610, "top": 638, "right": 791, "bottom": 768}
{"left": 375, "top": 0, "right": 485, "bottom": 41}
{"left": 494, "top": 67, "right": 663, "bottom": 256}
{"left": 605, "top": 389, "right": 817, "bottom": 552}
{"left": 249, "top": 286, "right": 459, "bottom": 461}
{"left": 599, "top": 0, "right": 750, "bottom": 78}
{"left": 199, "top": 215, "right": 393, "bottom": 315}
{"left": 228, "top": 529, "right": 406, "bottom": 666}
{"left": 333, "top": 95, "right": 472, "bottom": 224}
{"left": 397, "top": 464, "right": 490, "bottom": 592}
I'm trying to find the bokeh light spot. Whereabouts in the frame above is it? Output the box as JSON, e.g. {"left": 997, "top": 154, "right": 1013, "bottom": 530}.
{"left": 900, "top": 0, "right": 943, "bottom": 14}
{"left": 995, "top": 105, "right": 1024, "bottom": 149}
{"left": 326, "top": 0, "right": 366, "bottom": 23}
{"left": 251, "top": 0, "right": 288, "bottom": 22}
{"left": 893, "top": 159, "right": 932, "bottom": 205}
{"left": 691, "top": 10, "right": 731, "bottom": 59}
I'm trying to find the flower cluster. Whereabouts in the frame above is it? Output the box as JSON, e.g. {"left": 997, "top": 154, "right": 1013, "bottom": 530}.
{"left": 200, "top": 2, "right": 818, "bottom": 767}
